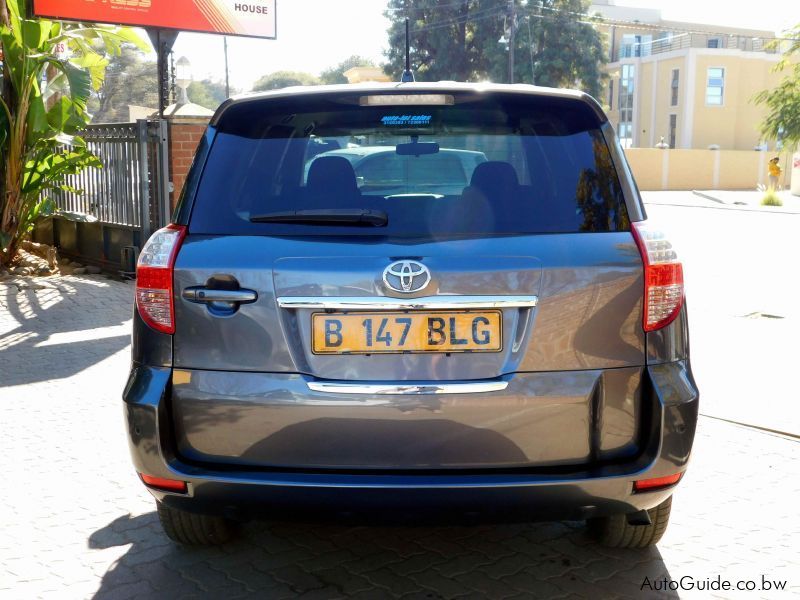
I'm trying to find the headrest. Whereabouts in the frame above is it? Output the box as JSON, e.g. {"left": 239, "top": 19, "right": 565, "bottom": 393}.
{"left": 307, "top": 156, "right": 359, "bottom": 194}
{"left": 470, "top": 161, "right": 520, "bottom": 193}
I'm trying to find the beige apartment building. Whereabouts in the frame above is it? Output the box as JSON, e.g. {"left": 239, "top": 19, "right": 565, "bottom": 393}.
{"left": 591, "top": 1, "right": 787, "bottom": 150}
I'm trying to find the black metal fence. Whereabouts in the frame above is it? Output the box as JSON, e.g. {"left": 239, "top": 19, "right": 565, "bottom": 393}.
{"left": 35, "top": 119, "right": 170, "bottom": 271}
{"left": 54, "top": 120, "right": 170, "bottom": 237}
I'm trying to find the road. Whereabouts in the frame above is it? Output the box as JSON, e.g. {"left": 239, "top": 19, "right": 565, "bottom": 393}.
{"left": 644, "top": 192, "right": 800, "bottom": 435}
{"left": 1, "top": 193, "right": 798, "bottom": 598}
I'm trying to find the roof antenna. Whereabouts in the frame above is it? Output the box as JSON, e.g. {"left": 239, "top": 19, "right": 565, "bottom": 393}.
{"left": 401, "top": 17, "right": 415, "bottom": 82}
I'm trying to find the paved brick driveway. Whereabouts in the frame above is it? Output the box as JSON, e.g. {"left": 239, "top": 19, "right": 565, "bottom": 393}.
{"left": 1, "top": 274, "right": 798, "bottom": 599}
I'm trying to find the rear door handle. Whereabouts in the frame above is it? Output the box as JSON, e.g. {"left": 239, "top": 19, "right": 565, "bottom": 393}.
{"left": 182, "top": 287, "right": 258, "bottom": 304}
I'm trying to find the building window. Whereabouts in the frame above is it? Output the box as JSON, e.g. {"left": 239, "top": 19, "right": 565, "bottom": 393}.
{"left": 669, "top": 114, "right": 677, "bottom": 148}
{"left": 706, "top": 67, "right": 724, "bottom": 106}
{"left": 707, "top": 38, "right": 721, "bottom": 48}
{"left": 620, "top": 35, "right": 636, "bottom": 58}
{"left": 670, "top": 69, "right": 679, "bottom": 106}
{"left": 618, "top": 64, "right": 635, "bottom": 148}
{"left": 620, "top": 34, "right": 652, "bottom": 58}
{"left": 609, "top": 79, "right": 614, "bottom": 110}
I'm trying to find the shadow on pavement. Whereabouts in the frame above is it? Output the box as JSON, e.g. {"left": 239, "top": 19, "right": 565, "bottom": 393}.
{"left": 0, "top": 277, "right": 132, "bottom": 386}
{"left": 89, "top": 512, "right": 678, "bottom": 599}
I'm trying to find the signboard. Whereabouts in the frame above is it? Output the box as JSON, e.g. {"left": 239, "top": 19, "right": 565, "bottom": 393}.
{"left": 53, "top": 40, "right": 70, "bottom": 59}
{"left": 31, "top": 0, "right": 276, "bottom": 39}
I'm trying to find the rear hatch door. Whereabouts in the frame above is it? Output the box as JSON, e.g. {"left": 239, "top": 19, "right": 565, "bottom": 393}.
{"left": 170, "top": 89, "right": 645, "bottom": 470}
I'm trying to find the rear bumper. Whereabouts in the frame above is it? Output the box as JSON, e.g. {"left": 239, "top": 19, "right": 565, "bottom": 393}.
{"left": 123, "top": 362, "right": 698, "bottom": 522}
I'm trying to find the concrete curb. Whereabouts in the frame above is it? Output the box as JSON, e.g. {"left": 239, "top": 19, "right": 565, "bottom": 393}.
{"left": 642, "top": 191, "right": 800, "bottom": 214}
{"left": 691, "top": 190, "right": 725, "bottom": 204}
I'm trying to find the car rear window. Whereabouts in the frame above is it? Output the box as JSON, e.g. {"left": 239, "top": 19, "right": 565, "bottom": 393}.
{"left": 357, "top": 152, "right": 469, "bottom": 192}
{"left": 189, "top": 91, "right": 629, "bottom": 237}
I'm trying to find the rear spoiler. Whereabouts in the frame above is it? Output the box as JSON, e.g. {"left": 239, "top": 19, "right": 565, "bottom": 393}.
{"left": 210, "top": 83, "right": 608, "bottom": 128}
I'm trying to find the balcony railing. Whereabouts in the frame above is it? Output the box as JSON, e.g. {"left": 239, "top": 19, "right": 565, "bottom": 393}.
{"left": 613, "top": 32, "right": 779, "bottom": 62}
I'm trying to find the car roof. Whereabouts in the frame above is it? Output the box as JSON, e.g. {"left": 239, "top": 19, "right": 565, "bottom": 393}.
{"left": 210, "top": 82, "right": 606, "bottom": 126}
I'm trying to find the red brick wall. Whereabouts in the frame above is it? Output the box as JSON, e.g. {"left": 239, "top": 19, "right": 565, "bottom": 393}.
{"left": 168, "top": 120, "right": 210, "bottom": 211}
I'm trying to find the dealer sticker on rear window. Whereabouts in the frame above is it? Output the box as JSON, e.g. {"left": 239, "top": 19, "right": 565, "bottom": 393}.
{"left": 381, "top": 115, "right": 432, "bottom": 126}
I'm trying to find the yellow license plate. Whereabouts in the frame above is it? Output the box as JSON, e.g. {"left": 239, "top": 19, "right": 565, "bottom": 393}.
{"left": 312, "top": 311, "right": 502, "bottom": 354}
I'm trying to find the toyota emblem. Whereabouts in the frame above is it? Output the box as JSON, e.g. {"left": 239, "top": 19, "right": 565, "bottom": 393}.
{"left": 383, "top": 260, "right": 431, "bottom": 293}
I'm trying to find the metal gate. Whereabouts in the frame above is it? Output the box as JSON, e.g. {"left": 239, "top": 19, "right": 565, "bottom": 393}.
{"left": 56, "top": 119, "right": 170, "bottom": 238}
{"left": 35, "top": 119, "right": 171, "bottom": 270}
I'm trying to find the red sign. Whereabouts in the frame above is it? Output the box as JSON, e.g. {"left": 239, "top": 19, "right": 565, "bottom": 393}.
{"left": 32, "top": 0, "right": 276, "bottom": 39}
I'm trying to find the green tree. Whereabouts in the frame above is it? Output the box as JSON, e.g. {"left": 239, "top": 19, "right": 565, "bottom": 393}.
{"left": 384, "top": 0, "right": 606, "bottom": 97}
{"left": 89, "top": 45, "right": 157, "bottom": 123}
{"left": 320, "top": 55, "right": 376, "bottom": 84}
{"left": 755, "top": 24, "right": 800, "bottom": 148}
{"left": 188, "top": 78, "right": 231, "bottom": 110}
{"left": 0, "top": 0, "right": 147, "bottom": 265}
{"left": 90, "top": 48, "right": 234, "bottom": 120}
{"left": 385, "top": 0, "right": 491, "bottom": 82}
{"left": 252, "top": 70, "right": 320, "bottom": 91}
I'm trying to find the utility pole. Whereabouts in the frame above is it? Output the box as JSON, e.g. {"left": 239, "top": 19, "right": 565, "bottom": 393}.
{"left": 508, "top": 0, "right": 516, "bottom": 84}
{"left": 147, "top": 29, "right": 179, "bottom": 118}
{"left": 223, "top": 36, "right": 230, "bottom": 98}
{"left": 169, "top": 51, "right": 176, "bottom": 104}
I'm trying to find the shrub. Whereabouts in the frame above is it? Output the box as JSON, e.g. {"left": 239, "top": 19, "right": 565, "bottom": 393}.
{"left": 0, "top": 0, "right": 146, "bottom": 266}
{"left": 761, "top": 188, "right": 783, "bottom": 206}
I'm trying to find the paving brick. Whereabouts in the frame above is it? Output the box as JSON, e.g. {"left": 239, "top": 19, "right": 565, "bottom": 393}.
{"left": 214, "top": 563, "right": 280, "bottom": 592}
{"left": 505, "top": 572, "right": 596, "bottom": 599}
{"left": 269, "top": 564, "right": 326, "bottom": 593}
{"left": 461, "top": 539, "right": 520, "bottom": 562}
{"left": 433, "top": 552, "right": 497, "bottom": 578}
{"left": 93, "top": 579, "right": 155, "bottom": 600}
{"left": 293, "top": 587, "right": 346, "bottom": 600}
{"left": 397, "top": 592, "right": 449, "bottom": 600}
{"left": 297, "top": 549, "right": 361, "bottom": 575}
{"left": 343, "top": 552, "right": 405, "bottom": 576}
{"left": 347, "top": 590, "right": 398, "bottom": 600}
{"left": 472, "top": 553, "right": 532, "bottom": 579}
{"left": 411, "top": 571, "right": 475, "bottom": 598}
{"left": 178, "top": 561, "right": 249, "bottom": 593}
{"left": 373, "top": 536, "right": 427, "bottom": 558}
{"left": 314, "top": 567, "right": 376, "bottom": 595}
{"left": 454, "top": 570, "right": 522, "bottom": 598}
{"left": 362, "top": 566, "right": 425, "bottom": 596}
{"left": 389, "top": 553, "right": 449, "bottom": 577}
{"left": 414, "top": 535, "right": 472, "bottom": 558}
{"left": 252, "top": 548, "right": 320, "bottom": 571}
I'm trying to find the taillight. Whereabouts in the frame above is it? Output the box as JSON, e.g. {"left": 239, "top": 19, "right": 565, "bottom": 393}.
{"left": 135, "top": 224, "right": 186, "bottom": 334}
{"left": 139, "top": 473, "right": 188, "bottom": 493}
{"left": 633, "top": 472, "right": 683, "bottom": 493}
{"left": 631, "top": 222, "right": 684, "bottom": 332}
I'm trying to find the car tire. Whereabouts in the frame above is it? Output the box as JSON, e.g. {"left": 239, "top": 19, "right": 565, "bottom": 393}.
{"left": 588, "top": 495, "right": 672, "bottom": 548}
{"left": 156, "top": 501, "right": 238, "bottom": 545}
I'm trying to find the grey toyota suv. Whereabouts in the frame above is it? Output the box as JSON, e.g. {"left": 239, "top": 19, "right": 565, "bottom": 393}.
{"left": 124, "top": 82, "right": 698, "bottom": 548}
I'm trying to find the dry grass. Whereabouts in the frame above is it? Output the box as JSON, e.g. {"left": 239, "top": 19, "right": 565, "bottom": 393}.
{"left": 761, "top": 188, "right": 783, "bottom": 206}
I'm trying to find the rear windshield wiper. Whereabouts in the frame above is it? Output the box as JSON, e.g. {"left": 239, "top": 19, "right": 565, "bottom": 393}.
{"left": 249, "top": 208, "right": 388, "bottom": 227}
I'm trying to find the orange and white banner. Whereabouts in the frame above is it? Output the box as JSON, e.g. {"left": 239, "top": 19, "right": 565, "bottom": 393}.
{"left": 32, "top": 0, "right": 276, "bottom": 39}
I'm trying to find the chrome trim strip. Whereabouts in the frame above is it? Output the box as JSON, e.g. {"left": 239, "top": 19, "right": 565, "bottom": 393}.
{"left": 307, "top": 381, "right": 509, "bottom": 395}
{"left": 182, "top": 288, "right": 258, "bottom": 303}
{"left": 277, "top": 295, "right": 538, "bottom": 310}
